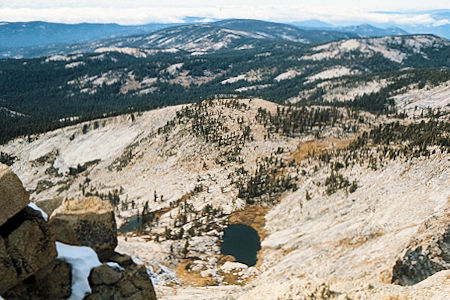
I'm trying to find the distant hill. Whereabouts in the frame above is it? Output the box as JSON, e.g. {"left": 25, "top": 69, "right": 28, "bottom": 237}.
{"left": 337, "top": 24, "right": 409, "bottom": 37}
{"left": 213, "top": 19, "right": 357, "bottom": 43}
{"left": 400, "top": 24, "right": 450, "bottom": 40}
{"left": 293, "top": 22, "right": 409, "bottom": 38}
{"left": 290, "top": 19, "right": 333, "bottom": 28}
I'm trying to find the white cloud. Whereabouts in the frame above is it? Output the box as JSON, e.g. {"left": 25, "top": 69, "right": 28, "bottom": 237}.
{"left": 0, "top": 1, "right": 447, "bottom": 26}
{"left": 433, "top": 19, "right": 450, "bottom": 27}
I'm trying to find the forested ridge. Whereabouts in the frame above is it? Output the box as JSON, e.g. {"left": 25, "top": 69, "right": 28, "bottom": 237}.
{"left": 1, "top": 35, "right": 449, "bottom": 144}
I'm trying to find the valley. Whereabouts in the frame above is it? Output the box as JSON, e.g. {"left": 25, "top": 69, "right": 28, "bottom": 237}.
{"left": 1, "top": 91, "right": 449, "bottom": 298}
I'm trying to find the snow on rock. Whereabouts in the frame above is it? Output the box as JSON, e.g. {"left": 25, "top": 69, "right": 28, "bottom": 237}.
{"left": 107, "top": 262, "right": 124, "bottom": 271}
{"left": 56, "top": 242, "right": 102, "bottom": 300}
{"left": 28, "top": 202, "right": 48, "bottom": 221}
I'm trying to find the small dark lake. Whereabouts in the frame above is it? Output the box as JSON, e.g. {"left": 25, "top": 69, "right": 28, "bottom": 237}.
{"left": 220, "top": 224, "right": 261, "bottom": 266}
{"left": 118, "top": 213, "right": 154, "bottom": 233}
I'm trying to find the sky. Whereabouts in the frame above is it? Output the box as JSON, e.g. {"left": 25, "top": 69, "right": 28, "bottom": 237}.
{"left": 0, "top": 1, "right": 448, "bottom": 26}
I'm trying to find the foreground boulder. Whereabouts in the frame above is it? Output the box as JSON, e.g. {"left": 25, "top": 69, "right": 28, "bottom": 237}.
{"left": 1, "top": 166, "right": 157, "bottom": 299}
{"left": 49, "top": 196, "right": 118, "bottom": 260}
{"left": 2, "top": 259, "right": 72, "bottom": 299}
{"left": 391, "top": 207, "right": 449, "bottom": 285}
{"left": 0, "top": 163, "right": 30, "bottom": 226}
{"left": 0, "top": 207, "right": 57, "bottom": 295}
{"left": 35, "top": 196, "right": 64, "bottom": 217}
{"left": 87, "top": 262, "right": 157, "bottom": 300}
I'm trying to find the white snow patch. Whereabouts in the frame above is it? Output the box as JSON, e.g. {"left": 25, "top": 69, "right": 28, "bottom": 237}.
{"left": 107, "top": 262, "right": 124, "bottom": 271}
{"left": 28, "top": 202, "right": 48, "bottom": 221}
{"left": 56, "top": 242, "right": 102, "bottom": 300}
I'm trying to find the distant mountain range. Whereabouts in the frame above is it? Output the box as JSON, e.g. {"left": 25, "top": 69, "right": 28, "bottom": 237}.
{"left": 0, "top": 19, "right": 419, "bottom": 58}
{"left": 292, "top": 22, "right": 409, "bottom": 37}
{"left": 336, "top": 24, "right": 409, "bottom": 37}
{"left": 0, "top": 19, "right": 361, "bottom": 58}
{"left": 0, "top": 21, "right": 173, "bottom": 48}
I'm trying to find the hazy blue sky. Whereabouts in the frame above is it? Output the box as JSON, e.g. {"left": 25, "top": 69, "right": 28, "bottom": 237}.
{"left": 0, "top": 1, "right": 448, "bottom": 25}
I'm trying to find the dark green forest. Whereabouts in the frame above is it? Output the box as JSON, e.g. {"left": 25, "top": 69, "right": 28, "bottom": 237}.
{"left": 1, "top": 39, "right": 449, "bottom": 144}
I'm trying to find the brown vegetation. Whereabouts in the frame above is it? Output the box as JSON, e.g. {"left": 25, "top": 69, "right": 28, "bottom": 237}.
{"left": 228, "top": 205, "right": 269, "bottom": 241}
{"left": 291, "top": 137, "right": 354, "bottom": 163}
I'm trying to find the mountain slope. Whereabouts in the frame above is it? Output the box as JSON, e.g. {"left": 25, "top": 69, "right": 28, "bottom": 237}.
{"left": 1, "top": 96, "right": 449, "bottom": 298}
{"left": 301, "top": 34, "right": 450, "bottom": 64}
